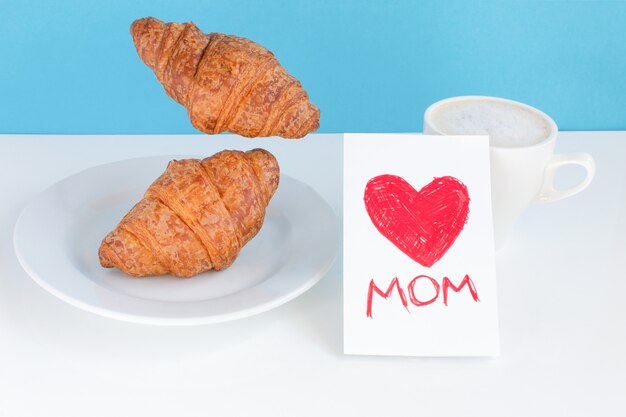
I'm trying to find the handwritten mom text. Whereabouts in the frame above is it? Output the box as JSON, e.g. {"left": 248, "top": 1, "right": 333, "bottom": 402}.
{"left": 366, "top": 274, "right": 480, "bottom": 318}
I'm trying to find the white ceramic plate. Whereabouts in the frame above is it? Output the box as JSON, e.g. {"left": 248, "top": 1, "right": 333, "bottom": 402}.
{"left": 14, "top": 156, "right": 339, "bottom": 325}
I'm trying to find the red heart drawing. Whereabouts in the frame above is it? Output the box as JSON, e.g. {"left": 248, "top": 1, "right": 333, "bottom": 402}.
{"left": 363, "top": 175, "right": 470, "bottom": 267}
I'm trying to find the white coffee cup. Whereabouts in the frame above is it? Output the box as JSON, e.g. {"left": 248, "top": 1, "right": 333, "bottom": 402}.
{"left": 423, "top": 96, "right": 595, "bottom": 248}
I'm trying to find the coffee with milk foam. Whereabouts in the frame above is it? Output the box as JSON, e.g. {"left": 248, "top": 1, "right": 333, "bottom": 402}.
{"left": 430, "top": 99, "right": 552, "bottom": 148}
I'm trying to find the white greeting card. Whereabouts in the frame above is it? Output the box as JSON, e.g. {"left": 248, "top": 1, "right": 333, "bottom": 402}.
{"left": 343, "top": 134, "right": 499, "bottom": 356}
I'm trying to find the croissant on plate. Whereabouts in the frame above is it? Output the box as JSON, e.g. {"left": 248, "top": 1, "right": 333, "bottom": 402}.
{"left": 98, "top": 148, "right": 280, "bottom": 278}
{"left": 130, "top": 17, "right": 320, "bottom": 139}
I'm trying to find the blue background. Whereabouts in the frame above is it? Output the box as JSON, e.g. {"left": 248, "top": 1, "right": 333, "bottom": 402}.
{"left": 1, "top": 0, "right": 624, "bottom": 134}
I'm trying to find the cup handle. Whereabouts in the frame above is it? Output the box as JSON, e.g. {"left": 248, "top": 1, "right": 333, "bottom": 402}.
{"left": 535, "top": 153, "right": 596, "bottom": 203}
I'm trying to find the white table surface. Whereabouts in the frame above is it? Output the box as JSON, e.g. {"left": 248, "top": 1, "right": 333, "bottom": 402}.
{"left": 0, "top": 132, "right": 624, "bottom": 417}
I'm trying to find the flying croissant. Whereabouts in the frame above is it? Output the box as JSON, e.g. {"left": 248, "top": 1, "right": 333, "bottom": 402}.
{"left": 130, "top": 17, "right": 320, "bottom": 139}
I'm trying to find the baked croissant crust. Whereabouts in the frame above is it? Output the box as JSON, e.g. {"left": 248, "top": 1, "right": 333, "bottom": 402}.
{"left": 130, "top": 17, "right": 320, "bottom": 139}
{"left": 99, "top": 149, "right": 280, "bottom": 277}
